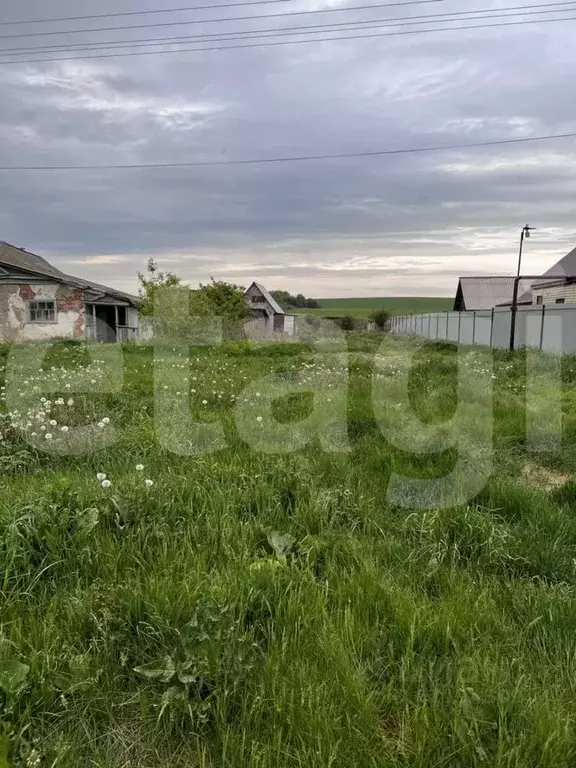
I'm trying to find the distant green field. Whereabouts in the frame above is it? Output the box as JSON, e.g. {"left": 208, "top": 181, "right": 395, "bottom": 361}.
{"left": 293, "top": 297, "right": 453, "bottom": 318}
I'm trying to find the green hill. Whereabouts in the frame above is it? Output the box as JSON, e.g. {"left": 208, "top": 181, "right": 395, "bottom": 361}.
{"left": 292, "top": 297, "right": 453, "bottom": 318}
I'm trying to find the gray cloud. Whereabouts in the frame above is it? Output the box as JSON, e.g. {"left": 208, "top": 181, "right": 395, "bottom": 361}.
{"left": 0, "top": 0, "right": 575, "bottom": 297}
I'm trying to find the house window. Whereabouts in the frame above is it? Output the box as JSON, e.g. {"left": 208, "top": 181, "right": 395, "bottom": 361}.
{"left": 536, "top": 295, "right": 543, "bottom": 305}
{"left": 27, "top": 300, "right": 56, "bottom": 323}
{"left": 556, "top": 298, "right": 566, "bottom": 304}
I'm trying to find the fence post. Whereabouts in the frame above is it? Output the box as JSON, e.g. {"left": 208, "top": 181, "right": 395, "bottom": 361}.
{"left": 539, "top": 304, "right": 546, "bottom": 350}
{"left": 445, "top": 312, "right": 449, "bottom": 339}
{"left": 457, "top": 311, "right": 462, "bottom": 344}
{"left": 472, "top": 311, "right": 476, "bottom": 344}
{"left": 489, "top": 308, "right": 495, "bottom": 347}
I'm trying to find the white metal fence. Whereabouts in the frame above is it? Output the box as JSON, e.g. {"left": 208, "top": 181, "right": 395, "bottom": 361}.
{"left": 389, "top": 304, "right": 576, "bottom": 353}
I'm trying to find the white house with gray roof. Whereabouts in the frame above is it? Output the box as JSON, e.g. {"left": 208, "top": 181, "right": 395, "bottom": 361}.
{"left": 455, "top": 244, "right": 576, "bottom": 311}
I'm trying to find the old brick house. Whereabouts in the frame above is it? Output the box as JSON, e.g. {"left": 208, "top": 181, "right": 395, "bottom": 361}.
{"left": 0, "top": 241, "right": 139, "bottom": 342}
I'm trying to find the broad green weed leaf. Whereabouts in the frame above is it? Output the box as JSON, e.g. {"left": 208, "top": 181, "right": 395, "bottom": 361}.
{"left": 0, "top": 660, "right": 29, "bottom": 693}
{"left": 134, "top": 656, "right": 175, "bottom": 683}
{"left": 267, "top": 531, "right": 296, "bottom": 558}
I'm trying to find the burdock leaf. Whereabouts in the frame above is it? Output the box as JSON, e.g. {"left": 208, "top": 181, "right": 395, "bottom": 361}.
{"left": 267, "top": 531, "right": 296, "bottom": 558}
{"left": 0, "top": 659, "right": 30, "bottom": 693}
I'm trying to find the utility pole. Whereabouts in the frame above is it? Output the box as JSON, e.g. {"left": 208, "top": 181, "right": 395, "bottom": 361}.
{"left": 517, "top": 225, "right": 537, "bottom": 277}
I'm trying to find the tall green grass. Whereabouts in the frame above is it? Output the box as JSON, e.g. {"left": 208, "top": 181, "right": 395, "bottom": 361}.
{"left": 0, "top": 336, "right": 575, "bottom": 766}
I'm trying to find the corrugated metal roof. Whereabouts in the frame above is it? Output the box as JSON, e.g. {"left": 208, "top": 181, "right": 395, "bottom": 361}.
{"left": 247, "top": 282, "right": 285, "bottom": 315}
{"left": 455, "top": 277, "right": 532, "bottom": 310}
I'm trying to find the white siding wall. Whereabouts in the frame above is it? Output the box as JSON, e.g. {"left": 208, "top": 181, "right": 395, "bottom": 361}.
{"left": 535, "top": 283, "right": 576, "bottom": 304}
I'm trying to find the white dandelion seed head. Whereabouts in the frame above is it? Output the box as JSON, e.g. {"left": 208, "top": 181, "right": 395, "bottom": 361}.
{"left": 144, "top": 479, "right": 154, "bottom": 488}
{"left": 135, "top": 464, "right": 144, "bottom": 471}
{"left": 101, "top": 479, "right": 111, "bottom": 489}
{"left": 96, "top": 473, "right": 107, "bottom": 481}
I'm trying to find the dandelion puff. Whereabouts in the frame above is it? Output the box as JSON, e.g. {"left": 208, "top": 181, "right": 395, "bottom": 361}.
{"left": 45, "top": 433, "right": 53, "bottom": 440}
{"left": 256, "top": 416, "right": 263, "bottom": 423}
{"left": 96, "top": 472, "right": 107, "bottom": 481}
{"left": 67, "top": 398, "right": 74, "bottom": 406}
{"left": 49, "top": 419, "right": 57, "bottom": 426}
{"left": 101, "top": 479, "right": 111, "bottom": 489}
{"left": 97, "top": 422, "right": 105, "bottom": 429}
{"left": 144, "top": 479, "right": 154, "bottom": 488}
{"left": 135, "top": 464, "right": 144, "bottom": 471}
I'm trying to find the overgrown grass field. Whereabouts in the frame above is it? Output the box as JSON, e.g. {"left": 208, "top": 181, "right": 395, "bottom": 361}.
{"left": 1, "top": 334, "right": 576, "bottom": 766}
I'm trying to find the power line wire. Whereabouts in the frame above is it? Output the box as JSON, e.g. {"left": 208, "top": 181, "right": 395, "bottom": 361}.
{"left": 0, "top": 1, "right": 452, "bottom": 40}
{"left": 1, "top": 1, "right": 574, "bottom": 55}
{"left": 0, "top": 131, "right": 574, "bottom": 171}
{"left": 0, "top": 0, "right": 293, "bottom": 26}
{"left": 0, "top": 0, "right": 442, "bottom": 26}
{"left": 1, "top": 2, "right": 573, "bottom": 56}
{"left": 0, "top": 14, "right": 574, "bottom": 64}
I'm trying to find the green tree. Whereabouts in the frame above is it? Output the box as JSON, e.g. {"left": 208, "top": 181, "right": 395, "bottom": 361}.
{"left": 138, "top": 262, "right": 249, "bottom": 340}
{"left": 197, "top": 279, "right": 251, "bottom": 322}
{"left": 371, "top": 309, "right": 390, "bottom": 330}
{"left": 340, "top": 315, "right": 356, "bottom": 331}
{"left": 137, "top": 258, "right": 183, "bottom": 317}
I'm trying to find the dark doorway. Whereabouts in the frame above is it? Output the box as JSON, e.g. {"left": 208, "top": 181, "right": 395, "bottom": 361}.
{"left": 93, "top": 305, "right": 117, "bottom": 342}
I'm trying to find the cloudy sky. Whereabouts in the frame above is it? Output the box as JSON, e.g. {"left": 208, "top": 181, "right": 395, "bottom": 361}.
{"left": 0, "top": 0, "right": 575, "bottom": 297}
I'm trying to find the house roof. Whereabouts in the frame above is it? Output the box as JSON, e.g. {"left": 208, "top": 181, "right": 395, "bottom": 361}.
{"left": 62, "top": 274, "right": 138, "bottom": 305}
{"left": 528, "top": 246, "right": 576, "bottom": 291}
{"left": 0, "top": 241, "right": 66, "bottom": 280}
{"left": 0, "top": 241, "right": 137, "bottom": 306}
{"left": 246, "top": 282, "right": 285, "bottom": 315}
{"left": 455, "top": 277, "right": 532, "bottom": 310}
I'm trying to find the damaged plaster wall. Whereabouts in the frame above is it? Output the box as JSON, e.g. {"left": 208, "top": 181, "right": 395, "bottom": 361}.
{"left": 0, "top": 283, "right": 85, "bottom": 342}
